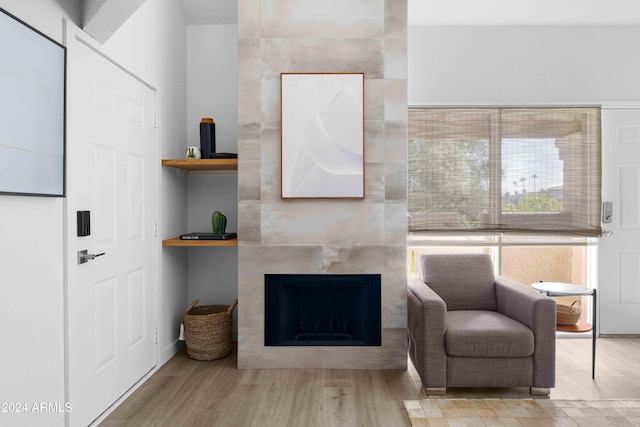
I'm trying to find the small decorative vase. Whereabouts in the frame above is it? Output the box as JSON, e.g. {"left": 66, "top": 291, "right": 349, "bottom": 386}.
{"left": 200, "top": 118, "right": 216, "bottom": 159}
{"left": 185, "top": 146, "right": 201, "bottom": 159}
{"left": 211, "top": 211, "right": 227, "bottom": 234}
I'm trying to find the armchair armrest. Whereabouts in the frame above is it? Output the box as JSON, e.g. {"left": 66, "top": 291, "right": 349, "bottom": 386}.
{"left": 407, "top": 277, "right": 447, "bottom": 389}
{"left": 495, "top": 276, "right": 556, "bottom": 388}
{"left": 495, "top": 276, "right": 555, "bottom": 330}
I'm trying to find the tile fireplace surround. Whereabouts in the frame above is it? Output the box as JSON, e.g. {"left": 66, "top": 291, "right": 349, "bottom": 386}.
{"left": 236, "top": 0, "right": 408, "bottom": 369}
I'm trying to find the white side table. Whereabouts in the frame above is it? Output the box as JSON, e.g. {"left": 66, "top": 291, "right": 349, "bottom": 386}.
{"left": 531, "top": 281, "right": 597, "bottom": 379}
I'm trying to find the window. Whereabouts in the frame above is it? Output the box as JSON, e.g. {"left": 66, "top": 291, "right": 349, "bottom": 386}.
{"left": 408, "top": 107, "right": 602, "bottom": 237}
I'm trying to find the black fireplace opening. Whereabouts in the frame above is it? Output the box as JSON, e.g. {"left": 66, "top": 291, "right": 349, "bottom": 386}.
{"left": 264, "top": 274, "right": 382, "bottom": 346}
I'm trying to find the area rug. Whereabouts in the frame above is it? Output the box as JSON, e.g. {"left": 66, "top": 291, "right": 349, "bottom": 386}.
{"left": 403, "top": 398, "right": 640, "bottom": 426}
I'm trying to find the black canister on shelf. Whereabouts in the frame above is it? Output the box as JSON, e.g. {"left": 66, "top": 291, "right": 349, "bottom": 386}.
{"left": 200, "top": 118, "right": 216, "bottom": 159}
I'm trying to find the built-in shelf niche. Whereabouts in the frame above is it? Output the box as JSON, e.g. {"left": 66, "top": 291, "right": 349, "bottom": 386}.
{"left": 162, "top": 158, "right": 238, "bottom": 247}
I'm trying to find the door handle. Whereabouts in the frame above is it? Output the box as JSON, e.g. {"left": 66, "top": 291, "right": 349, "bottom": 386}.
{"left": 77, "top": 249, "right": 105, "bottom": 264}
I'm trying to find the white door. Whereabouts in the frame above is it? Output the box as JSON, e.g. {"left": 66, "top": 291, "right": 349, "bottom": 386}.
{"left": 599, "top": 106, "right": 640, "bottom": 334}
{"left": 65, "top": 31, "right": 156, "bottom": 426}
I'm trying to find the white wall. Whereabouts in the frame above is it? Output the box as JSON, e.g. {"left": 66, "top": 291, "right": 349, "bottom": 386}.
{"left": 186, "top": 25, "right": 238, "bottom": 151}
{"left": 0, "top": 2, "right": 79, "bottom": 426}
{"left": 0, "top": 198, "right": 66, "bottom": 426}
{"left": 185, "top": 25, "right": 239, "bottom": 334}
{"left": 409, "top": 25, "right": 640, "bottom": 105}
{"left": 0, "top": 0, "right": 80, "bottom": 39}
{"left": 0, "top": 1, "right": 187, "bottom": 425}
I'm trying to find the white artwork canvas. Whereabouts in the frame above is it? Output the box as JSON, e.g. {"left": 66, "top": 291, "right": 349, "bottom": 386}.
{"left": 281, "top": 73, "right": 364, "bottom": 199}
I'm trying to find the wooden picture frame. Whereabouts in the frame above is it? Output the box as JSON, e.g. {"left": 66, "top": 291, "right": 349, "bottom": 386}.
{"left": 280, "top": 72, "right": 364, "bottom": 199}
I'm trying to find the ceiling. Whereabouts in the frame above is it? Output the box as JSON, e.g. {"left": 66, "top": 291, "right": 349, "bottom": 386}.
{"left": 177, "top": 0, "right": 640, "bottom": 26}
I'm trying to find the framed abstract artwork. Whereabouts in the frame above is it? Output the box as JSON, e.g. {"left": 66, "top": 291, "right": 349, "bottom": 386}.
{"left": 280, "top": 72, "right": 364, "bottom": 199}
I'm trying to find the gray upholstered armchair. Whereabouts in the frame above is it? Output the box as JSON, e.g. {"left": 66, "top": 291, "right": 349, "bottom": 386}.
{"left": 407, "top": 254, "right": 556, "bottom": 395}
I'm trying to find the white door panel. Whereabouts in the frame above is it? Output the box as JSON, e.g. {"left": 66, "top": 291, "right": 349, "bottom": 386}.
{"left": 66, "top": 27, "right": 156, "bottom": 426}
{"left": 599, "top": 107, "right": 640, "bottom": 334}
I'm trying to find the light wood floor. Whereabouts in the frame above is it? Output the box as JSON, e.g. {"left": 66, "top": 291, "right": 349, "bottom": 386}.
{"left": 100, "top": 337, "right": 640, "bottom": 427}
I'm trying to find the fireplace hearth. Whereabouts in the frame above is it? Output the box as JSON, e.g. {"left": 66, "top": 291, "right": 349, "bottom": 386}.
{"left": 264, "top": 274, "right": 381, "bottom": 346}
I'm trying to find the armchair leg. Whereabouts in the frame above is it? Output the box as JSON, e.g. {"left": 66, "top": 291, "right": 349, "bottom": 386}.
{"left": 425, "top": 387, "right": 446, "bottom": 396}
{"left": 530, "top": 387, "right": 550, "bottom": 396}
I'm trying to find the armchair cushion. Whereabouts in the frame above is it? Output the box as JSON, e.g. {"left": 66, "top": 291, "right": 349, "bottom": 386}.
{"left": 446, "top": 310, "right": 534, "bottom": 358}
{"left": 421, "top": 254, "right": 497, "bottom": 311}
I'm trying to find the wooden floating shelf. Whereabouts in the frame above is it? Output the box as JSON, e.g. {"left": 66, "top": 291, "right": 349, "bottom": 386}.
{"left": 162, "top": 237, "right": 238, "bottom": 247}
{"left": 162, "top": 158, "right": 237, "bottom": 171}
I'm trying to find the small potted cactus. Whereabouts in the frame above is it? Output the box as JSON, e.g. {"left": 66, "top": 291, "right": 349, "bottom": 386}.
{"left": 211, "top": 210, "right": 227, "bottom": 235}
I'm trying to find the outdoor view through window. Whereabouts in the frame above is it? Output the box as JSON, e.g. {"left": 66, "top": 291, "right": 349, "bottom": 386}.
{"left": 501, "top": 138, "right": 562, "bottom": 214}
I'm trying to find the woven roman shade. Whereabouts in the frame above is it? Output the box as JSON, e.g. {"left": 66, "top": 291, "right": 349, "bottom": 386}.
{"left": 408, "top": 107, "right": 602, "bottom": 236}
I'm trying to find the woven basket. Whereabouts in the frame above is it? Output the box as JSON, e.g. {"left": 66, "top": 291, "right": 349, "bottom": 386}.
{"left": 183, "top": 298, "right": 238, "bottom": 361}
{"left": 557, "top": 300, "right": 581, "bottom": 326}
